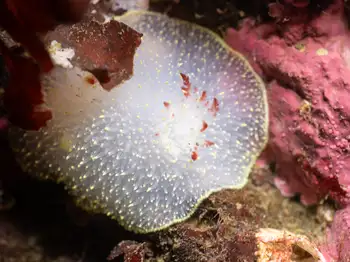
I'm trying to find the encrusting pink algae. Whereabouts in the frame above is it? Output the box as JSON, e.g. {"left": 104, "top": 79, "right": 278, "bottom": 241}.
{"left": 225, "top": 0, "right": 350, "bottom": 207}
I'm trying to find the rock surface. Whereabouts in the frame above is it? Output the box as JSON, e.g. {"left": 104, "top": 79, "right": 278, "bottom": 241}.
{"left": 226, "top": 0, "right": 350, "bottom": 206}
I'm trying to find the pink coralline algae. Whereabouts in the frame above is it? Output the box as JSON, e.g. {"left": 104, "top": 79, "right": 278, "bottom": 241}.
{"left": 225, "top": 0, "right": 350, "bottom": 207}
{"left": 321, "top": 206, "right": 350, "bottom": 261}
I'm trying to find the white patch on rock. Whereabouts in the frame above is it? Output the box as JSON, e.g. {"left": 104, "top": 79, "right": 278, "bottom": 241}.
{"left": 48, "top": 40, "right": 75, "bottom": 69}
{"left": 103, "top": 14, "right": 112, "bottom": 23}
{"left": 111, "top": 0, "right": 149, "bottom": 11}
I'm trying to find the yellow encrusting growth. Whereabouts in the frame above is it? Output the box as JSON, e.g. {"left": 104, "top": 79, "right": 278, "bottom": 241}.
{"left": 8, "top": 10, "right": 268, "bottom": 233}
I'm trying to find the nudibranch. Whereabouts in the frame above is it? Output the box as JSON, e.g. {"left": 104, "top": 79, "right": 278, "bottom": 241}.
{"left": 7, "top": 11, "right": 268, "bottom": 233}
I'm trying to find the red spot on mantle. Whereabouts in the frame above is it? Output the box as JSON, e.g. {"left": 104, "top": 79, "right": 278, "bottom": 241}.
{"left": 163, "top": 101, "right": 170, "bottom": 109}
{"left": 209, "top": 98, "right": 219, "bottom": 116}
{"left": 180, "top": 72, "right": 190, "bottom": 86}
{"left": 199, "top": 91, "right": 207, "bottom": 102}
{"left": 180, "top": 73, "right": 191, "bottom": 97}
{"left": 200, "top": 121, "right": 208, "bottom": 132}
{"left": 85, "top": 75, "right": 96, "bottom": 85}
{"left": 204, "top": 140, "right": 215, "bottom": 147}
{"left": 181, "top": 87, "right": 191, "bottom": 97}
{"left": 191, "top": 151, "right": 198, "bottom": 161}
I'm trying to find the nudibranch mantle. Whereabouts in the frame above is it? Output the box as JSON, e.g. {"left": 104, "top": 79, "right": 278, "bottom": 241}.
{"left": 8, "top": 11, "right": 268, "bottom": 233}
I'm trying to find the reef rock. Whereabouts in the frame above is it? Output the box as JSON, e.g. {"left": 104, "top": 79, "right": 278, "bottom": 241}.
{"left": 321, "top": 205, "right": 350, "bottom": 261}
{"left": 225, "top": 0, "right": 350, "bottom": 206}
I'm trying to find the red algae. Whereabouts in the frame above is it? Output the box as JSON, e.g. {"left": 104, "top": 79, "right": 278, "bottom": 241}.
{"left": 1, "top": 46, "right": 53, "bottom": 130}
{"left": 107, "top": 240, "right": 150, "bottom": 262}
{"left": 225, "top": 1, "right": 350, "bottom": 260}
{"left": 0, "top": 0, "right": 93, "bottom": 130}
{"left": 44, "top": 19, "right": 142, "bottom": 91}
{"left": 321, "top": 206, "right": 350, "bottom": 262}
{"left": 225, "top": 0, "right": 350, "bottom": 206}
{"left": 0, "top": 1, "right": 141, "bottom": 130}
